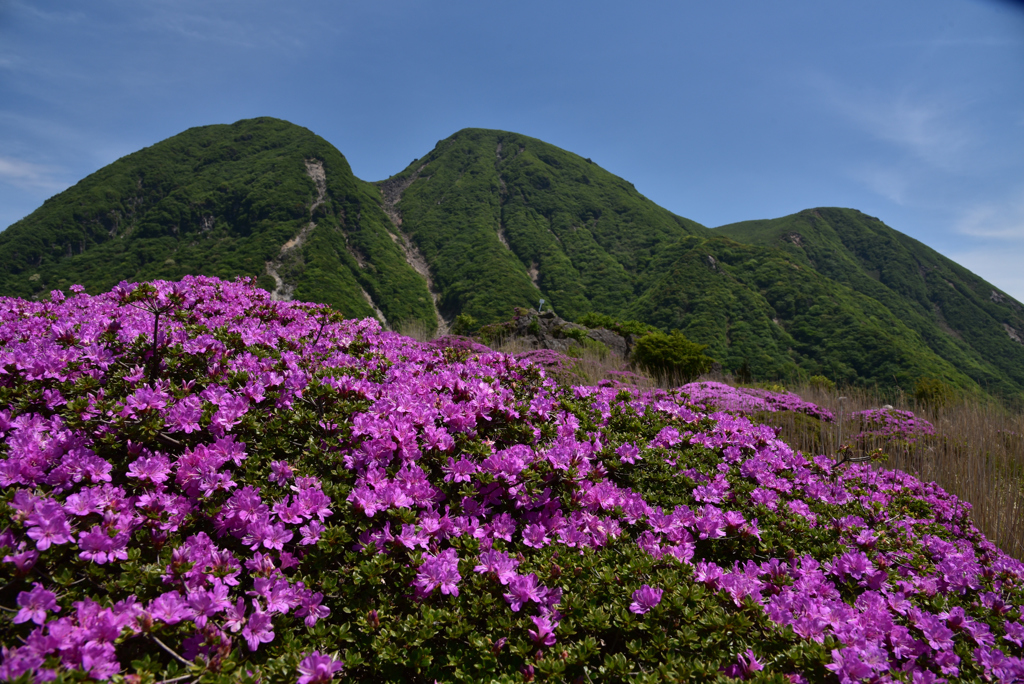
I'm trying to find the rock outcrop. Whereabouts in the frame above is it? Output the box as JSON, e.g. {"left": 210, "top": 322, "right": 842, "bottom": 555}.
{"left": 502, "top": 309, "right": 632, "bottom": 358}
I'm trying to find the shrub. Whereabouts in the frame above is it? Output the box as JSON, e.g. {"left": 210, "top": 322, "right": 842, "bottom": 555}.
{"left": 915, "top": 376, "right": 955, "bottom": 409}
{"left": 564, "top": 337, "right": 610, "bottom": 360}
{"left": 575, "top": 312, "right": 656, "bottom": 338}
{"left": 808, "top": 375, "right": 836, "bottom": 392}
{"left": 631, "top": 331, "right": 714, "bottom": 384}
{"left": 449, "top": 313, "right": 480, "bottom": 336}
{"left": 2, "top": 277, "right": 1024, "bottom": 683}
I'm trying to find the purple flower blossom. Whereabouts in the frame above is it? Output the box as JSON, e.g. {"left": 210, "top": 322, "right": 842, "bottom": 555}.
{"left": 187, "top": 582, "right": 232, "bottom": 628}
{"left": 503, "top": 573, "right": 544, "bottom": 612}
{"left": 4, "top": 275, "right": 1024, "bottom": 683}
{"left": 412, "top": 548, "right": 461, "bottom": 599}
{"left": 14, "top": 583, "right": 59, "bottom": 625}
{"left": 629, "top": 585, "right": 663, "bottom": 615}
{"left": 268, "top": 460, "right": 294, "bottom": 486}
{"left": 297, "top": 651, "right": 344, "bottom": 684}
{"left": 126, "top": 454, "right": 172, "bottom": 485}
{"left": 299, "top": 520, "right": 324, "bottom": 545}
{"left": 296, "top": 591, "right": 331, "bottom": 627}
{"left": 24, "top": 500, "right": 73, "bottom": 550}
{"left": 474, "top": 548, "right": 520, "bottom": 585}
{"left": 522, "top": 523, "right": 550, "bottom": 549}
{"left": 241, "top": 605, "right": 275, "bottom": 651}
{"left": 723, "top": 649, "right": 764, "bottom": 680}
{"left": 148, "top": 591, "right": 190, "bottom": 625}
{"left": 615, "top": 442, "right": 640, "bottom": 464}
{"left": 528, "top": 615, "right": 558, "bottom": 647}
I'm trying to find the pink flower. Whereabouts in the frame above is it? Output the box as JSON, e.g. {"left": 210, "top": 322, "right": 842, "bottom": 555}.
{"left": 474, "top": 548, "right": 519, "bottom": 585}
{"left": 722, "top": 649, "right": 764, "bottom": 680}
{"left": 629, "top": 584, "right": 663, "bottom": 615}
{"left": 528, "top": 615, "right": 558, "bottom": 647}
{"left": 299, "top": 521, "right": 324, "bottom": 545}
{"left": 25, "top": 500, "right": 73, "bottom": 550}
{"left": 412, "top": 548, "right": 461, "bottom": 598}
{"left": 14, "top": 583, "right": 59, "bottom": 625}
{"left": 268, "top": 460, "right": 294, "bottom": 486}
{"left": 503, "top": 574, "right": 544, "bottom": 612}
{"left": 297, "top": 651, "right": 343, "bottom": 684}
{"left": 241, "top": 606, "right": 275, "bottom": 651}
{"left": 296, "top": 592, "right": 330, "bottom": 627}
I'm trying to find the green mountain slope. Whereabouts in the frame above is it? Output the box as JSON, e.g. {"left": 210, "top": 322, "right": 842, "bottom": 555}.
{"left": 381, "top": 128, "right": 711, "bottom": 323}
{"left": 385, "top": 130, "right": 983, "bottom": 395}
{"left": 0, "top": 117, "right": 436, "bottom": 331}
{"left": 631, "top": 234, "right": 977, "bottom": 391}
{"left": 716, "top": 208, "right": 1024, "bottom": 402}
{"left": 3, "top": 119, "right": 1021, "bottom": 402}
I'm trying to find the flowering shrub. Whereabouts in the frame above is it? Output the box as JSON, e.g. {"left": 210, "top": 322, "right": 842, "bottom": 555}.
{"left": 680, "top": 381, "right": 835, "bottom": 421}
{"left": 0, "top": 277, "right": 1022, "bottom": 682}
{"left": 851, "top": 408, "right": 936, "bottom": 444}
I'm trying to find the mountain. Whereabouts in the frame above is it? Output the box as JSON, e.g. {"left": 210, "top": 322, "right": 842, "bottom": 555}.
{"left": 0, "top": 117, "right": 437, "bottom": 331}
{"left": 716, "top": 208, "right": 1024, "bottom": 403}
{"left": 384, "top": 130, "right": 1001, "bottom": 397}
{"left": 2, "top": 117, "right": 1023, "bottom": 403}
{"left": 379, "top": 128, "right": 710, "bottom": 325}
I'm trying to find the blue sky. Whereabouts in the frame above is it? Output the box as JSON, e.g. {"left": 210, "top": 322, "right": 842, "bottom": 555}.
{"left": 2, "top": 0, "right": 1023, "bottom": 299}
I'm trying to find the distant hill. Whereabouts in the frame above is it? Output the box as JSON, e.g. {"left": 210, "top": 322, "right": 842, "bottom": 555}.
{"left": 716, "top": 208, "right": 1024, "bottom": 403}
{"left": 2, "top": 117, "right": 1023, "bottom": 404}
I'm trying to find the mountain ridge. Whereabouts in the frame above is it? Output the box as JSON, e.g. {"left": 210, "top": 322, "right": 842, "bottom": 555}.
{"left": 2, "top": 117, "right": 1022, "bottom": 404}
{"left": 716, "top": 208, "right": 1024, "bottom": 402}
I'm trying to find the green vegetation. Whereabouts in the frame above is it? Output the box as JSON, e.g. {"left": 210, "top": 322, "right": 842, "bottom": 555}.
{"left": 389, "top": 128, "right": 709, "bottom": 324}
{"left": 914, "top": 376, "right": 956, "bottom": 409}
{"left": 808, "top": 375, "right": 836, "bottom": 392}
{"left": 0, "top": 117, "right": 436, "bottom": 332}
{"left": 631, "top": 331, "right": 714, "bottom": 383}
{"left": 576, "top": 312, "right": 658, "bottom": 338}
{"left": 450, "top": 313, "right": 482, "bottom": 336}
{"left": 630, "top": 234, "right": 976, "bottom": 393}
{"left": 3, "top": 120, "right": 1023, "bottom": 406}
{"left": 716, "top": 208, "right": 1024, "bottom": 406}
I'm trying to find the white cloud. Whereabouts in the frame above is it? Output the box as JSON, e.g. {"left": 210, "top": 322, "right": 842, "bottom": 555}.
{"left": 955, "top": 189, "right": 1024, "bottom": 240}
{"left": 949, "top": 188, "right": 1024, "bottom": 302}
{"left": 0, "top": 156, "right": 68, "bottom": 192}
{"left": 810, "top": 75, "right": 974, "bottom": 172}
{"left": 134, "top": 0, "right": 311, "bottom": 51}
{"left": 10, "top": 1, "right": 87, "bottom": 25}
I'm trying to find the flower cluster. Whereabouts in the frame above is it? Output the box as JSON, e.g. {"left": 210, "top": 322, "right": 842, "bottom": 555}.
{"left": 680, "top": 381, "right": 835, "bottom": 421}
{"left": 851, "top": 407, "right": 936, "bottom": 443}
{"left": 0, "top": 276, "right": 1022, "bottom": 683}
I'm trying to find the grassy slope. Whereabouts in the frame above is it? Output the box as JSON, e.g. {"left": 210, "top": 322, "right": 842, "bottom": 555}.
{"left": 632, "top": 235, "right": 975, "bottom": 391}
{"left": 388, "top": 129, "right": 710, "bottom": 323}
{"left": 0, "top": 117, "right": 436, "bottom": 330}
{"left": 391, "top": 129, "right": 976, "bottom": 392}
{"left": 716, "top": 208, "right": 1024, "bottom": 403}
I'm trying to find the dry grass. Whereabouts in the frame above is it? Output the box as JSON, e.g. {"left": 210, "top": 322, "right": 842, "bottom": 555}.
{"left": 395, "top": 319, "right": 434, "bottom": 342}
{"left": 762, "top": 383, "right": 1024, "bottom": 559}
{"left": 490, "top": 337, "right": 658, "bottom": 389}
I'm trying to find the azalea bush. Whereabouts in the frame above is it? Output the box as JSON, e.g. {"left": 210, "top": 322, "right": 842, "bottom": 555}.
{"left": 1, "top": 277, "right": 1023, "bottom": 683}
{"left": 680, "top": 381, "right": 834, "bottom": 422}
{"left": 850, "top": 409, "right": 936, "bottom": 445}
